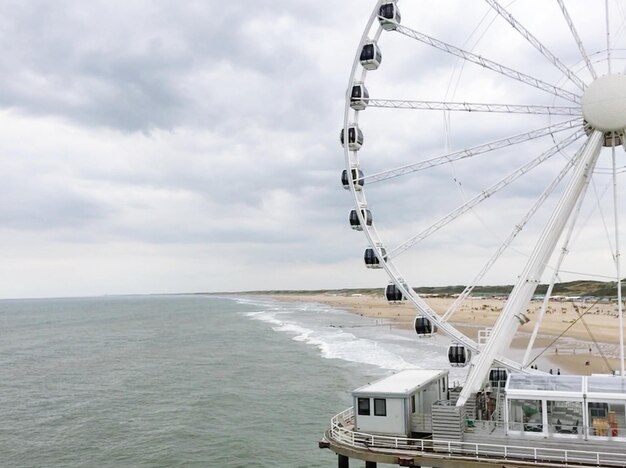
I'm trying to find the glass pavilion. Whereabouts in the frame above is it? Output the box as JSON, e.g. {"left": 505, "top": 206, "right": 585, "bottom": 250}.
{"left": 505, "top": 374, "right": 626, "bottom": 439}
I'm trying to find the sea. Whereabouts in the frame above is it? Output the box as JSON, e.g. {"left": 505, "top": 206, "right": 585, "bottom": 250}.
{"left": 0, "top": 294, "right": 461, "bottom": 468}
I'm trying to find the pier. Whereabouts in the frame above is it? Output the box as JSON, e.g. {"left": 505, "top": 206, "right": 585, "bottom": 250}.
{"left": 320, "top": 407, "right": 626, "bottom": 467}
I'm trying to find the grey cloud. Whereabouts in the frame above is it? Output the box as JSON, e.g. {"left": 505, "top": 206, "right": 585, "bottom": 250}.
{"left": 0, "top": 179, "right": 110, "bottom": 230}
{"left": 0, "top": 0, "right": 613, "bottom": 298}
{"left": 0, "top": 0, "right": 351, "bottom": 133}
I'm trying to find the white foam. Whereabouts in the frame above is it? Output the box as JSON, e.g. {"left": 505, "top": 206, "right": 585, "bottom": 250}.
{"left": 232, "top": 297, "right": 283, "bottom": 309}
{"left": 245, "top": 311, "right": 285, "bottom": 327}
{"left": 235, "top": 296, "right": 449, "bottom": 372}
{"left": 231, "top": 297, "right": 267, "bottom": 306}
{"left": 309, "top": 331, "right": 415, "bottom": 371}
{"left": 272, "top": 319, "right": 416, "bottom": 371}
{"left": 273, "top": 323, "right": 313, "bottom": 341}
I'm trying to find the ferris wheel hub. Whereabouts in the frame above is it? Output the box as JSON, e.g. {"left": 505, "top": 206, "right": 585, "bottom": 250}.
{"left": 582, "top": 74, "right": 626, "bottom": 132}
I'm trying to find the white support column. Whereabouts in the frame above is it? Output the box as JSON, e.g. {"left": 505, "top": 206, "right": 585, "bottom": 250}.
{"left": 522, "top": 176, "right": 589, "bottom": 367}
{"left": 457, "top": 131, "right": 604, "bottom": 406}
{"left": 542, "top": 400, "right": 548, "bottom": 436}
{"left": 612, "top": 144, "right": 624, "bottom": 376}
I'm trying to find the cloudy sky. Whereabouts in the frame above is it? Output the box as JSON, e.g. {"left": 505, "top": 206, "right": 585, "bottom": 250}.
{"left": 1, "top": 0, "right": 625, "bottom": 299}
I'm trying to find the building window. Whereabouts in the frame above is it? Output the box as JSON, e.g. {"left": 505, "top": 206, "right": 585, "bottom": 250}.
{"left": 588, "top": 402, "right": 622, "bottom": 437}
{"left": 411, "top": 395, "right": 416, "bottom": 413}
{"left": 358, "top": 398, "right": 370, "bottom": 416}
{"left": 548, "top": 400, "right": 582, "bottom": 434}
{"left": 509, "top": 399, "right": 543, "bottom": 432}
{"left": 374, "top": 398, "right": 387, "bottom": 416}
{"left": 589, "top": 402, "right": 608, "bottom": 418}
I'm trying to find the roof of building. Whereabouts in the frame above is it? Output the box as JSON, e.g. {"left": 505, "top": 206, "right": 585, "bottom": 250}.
{"left": 353, "top": 369, "right": 447, "bottom": 396}
{"left": 506, "top": 373, "right": 626, "bottom": 399}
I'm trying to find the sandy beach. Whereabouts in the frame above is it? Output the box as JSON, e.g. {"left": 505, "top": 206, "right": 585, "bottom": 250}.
{"left": 266, "top": 292, "right": 626, "bottom": 375}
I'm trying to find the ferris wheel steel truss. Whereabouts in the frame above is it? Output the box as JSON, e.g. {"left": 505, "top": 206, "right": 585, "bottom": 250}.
{"left": 343, "top": 0, "right": 626, "bottom": 403}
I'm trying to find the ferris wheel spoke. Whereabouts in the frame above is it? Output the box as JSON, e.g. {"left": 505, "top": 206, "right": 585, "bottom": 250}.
{"left": 442, "top": 146, "right": 584, "bottom": 323}
{"left": 616, "top": 2, "right": 626, "bottom": 43}
{"left": 556, "top": 0, "right": 598, "bottom": 80}
{"left": 364, "top": 118, "right": 582, "bottom": 184}
{"left": 606, "top": 0, "right": 613, "bottom": 74}
{"left": 366, "top": 98, "right": 580, "bottom": 115}
{"left": 484, "top": 0, "right": 587, "bottom": 91}
{"left": 387, "top": 130, "right": 584, "bottom": 260}
{"left": 393, "top": 23, "right": 581, "bottom": 104}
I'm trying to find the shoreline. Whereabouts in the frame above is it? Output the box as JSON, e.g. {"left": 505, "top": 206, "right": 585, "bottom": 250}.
{"left": 262, "top": 292, "right": 625, "bottom": 375}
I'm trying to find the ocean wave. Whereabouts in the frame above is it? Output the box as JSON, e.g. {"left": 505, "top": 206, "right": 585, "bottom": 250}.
{"left": 231, "top": 297, "right": 278, "bottom": 308}
{"left": 246, "top": 307, "right": 416, "bottom": 371}
{"left": 275, "top": 321, "right": 415, "bottom": 370}
{"left": 272, "top": 323, "right": 313, "bottom": 340}
{"left": 244, "top": 311, "right": 287, "bottom": 327}
{"left": 235, "top": 297, "right": 458, "bottom": 373}
{"left": 307, "top": 330, "right": 415, "bottom": 371}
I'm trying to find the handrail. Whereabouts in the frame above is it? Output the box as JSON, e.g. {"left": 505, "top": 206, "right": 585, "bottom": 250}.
{"left": 328, "top": 408, "right": 626, "bottom": 467}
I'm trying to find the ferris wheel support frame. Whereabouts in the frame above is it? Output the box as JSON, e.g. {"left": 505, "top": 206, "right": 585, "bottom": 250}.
{"left": 521, "top": 183, "right": 590, "bottom": 368}
{"left": 457, "top": 130, "right": 604, "bottom": 405}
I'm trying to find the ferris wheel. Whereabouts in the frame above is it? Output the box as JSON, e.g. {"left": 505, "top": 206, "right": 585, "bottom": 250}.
{"left": 342, "top": 0, "right": 626, "bottom": 404}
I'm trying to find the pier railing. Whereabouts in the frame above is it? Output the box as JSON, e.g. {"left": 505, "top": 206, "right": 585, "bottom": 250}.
{"left": 329, "top": 408, "right": 626, "bottom": 467}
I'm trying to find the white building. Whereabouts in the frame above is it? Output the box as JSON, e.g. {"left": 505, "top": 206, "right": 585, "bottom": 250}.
{"left": 352, "top": 369, "right": 449, "bottom": 437}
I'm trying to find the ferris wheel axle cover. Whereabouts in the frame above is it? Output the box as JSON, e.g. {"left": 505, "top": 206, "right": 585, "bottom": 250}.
{"left": 582, "top": 74, "right": 626, "bottom": 132}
